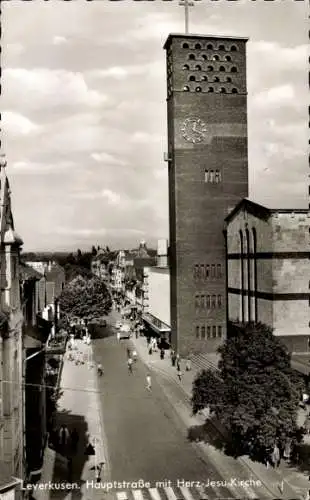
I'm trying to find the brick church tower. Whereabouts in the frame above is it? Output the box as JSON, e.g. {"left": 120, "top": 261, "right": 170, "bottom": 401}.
{"left": 164, "top": 34, "right": 249, "bottom": 356}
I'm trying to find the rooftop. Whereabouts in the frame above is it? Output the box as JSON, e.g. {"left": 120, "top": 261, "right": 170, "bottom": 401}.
{"left": 164, "top": 33, "right": 248, "bottom": 49}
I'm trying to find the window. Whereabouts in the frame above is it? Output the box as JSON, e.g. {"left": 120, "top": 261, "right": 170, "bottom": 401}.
{"left": 201, "top": 326, "right": 206, "bottom": 339}
{"left": 211, "top": 264, "right": 216, "bottom": 277}
{"left": 194, "top": 264, "right": 199, "bottom": 279}
{"left": 182, "top": 43, "right": 189, "bottom": 49}
{"left": 209, "top": 170, "right": 215, "bottom": 182}
{"left": 213, "top": 76, "right": 220, "bottom": 82}
{"left": 218, "top": 44, "right": 225, "bottom": 51}
{"left": 195, "top": 295, "right": 201, "bottom": 308}
{"left": 189, "top": 75, "right": 196, "bottom": 81}
{"left": 231, "top": 67, "right": 238, "bottom": 73}
{"left": 212, "top": 55, "right": 219, "bottom": 61}
{"left": 219, "top": 88, "right": 226, "bottom": 93}
{"left": 206, "top": 295, "right": 211, "bottom": 309}
{"left": 196, "top": 326, "right": 200, "bottom": 338}
{"left": 188, "top": 54, "right": 196, "bottom": 60}
{"left": 212, "top": 326, "right": 217, "bottom": 338}
{"left": 206, "top": 264, "right": 210, "bottom": 278}
{"left": 195, "top": 64, "right": 202, "bottom": 71}
{"left": 215, "top": 170, "right": 221, "bottom": 183}
{"left": 200, "top": 264, "right": 205, "bottom": 279}
{"left": 218, "top": 325, "right": 222, "bottom": 337}
{"left": 207, "top": 326, "right": 211, "bottom": 338}
{"left": 225, "top": 55, "right": 231, "bottom": 62}
{"left": 219, "top": 66, "right": 225, "bottom": 72}
{"left": 211, "top": 295, "right": 216, "bottom": 309}
{"left": 201, "top": 295, "right": 205, "bottom": 308}
{"left": 207, "top": 44, "right": 213, "bottom": 50}
{"left": 183, "top": 64, "right": 190, "bottom": 70}
{"left": 232, "top": 88, "right": 238, "bottom": 94}
{"left": 183, "top": 86, "right": 190, "bottom": 91}
{"left": 218, "top": 295, "right": 222, "bottom": 307}
{"left": 226, "top": 77, "right": 232, "bottom": 83}
{"left": 207, "top": 65, "right": 214, "bottom": 72}
{"left": 208, "top": 87, "right": 214, "bottom": 93}
{"left": 201, "top": 54, "right": 208, "bottom": 60}
{"left": 205, "top": 170, "right": 209, "bottom": 182}
{"left": 195, "top": 87, "right": 202, "bottom": 92}
{"left": 216, "top": 264, "right": 222, "bottom": 278}
{"left": 230, "top": 45, "right": 238, "bottom": 52}
{"left": 201, "top": 75, "right": 208, "bottom": 81}
{"left": 195, "top": 43, "right": 202, "bottom": 49}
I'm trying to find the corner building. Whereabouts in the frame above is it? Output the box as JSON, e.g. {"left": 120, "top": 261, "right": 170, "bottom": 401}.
{"left": 164, "top": 34, "right": 249, "bottom": 356}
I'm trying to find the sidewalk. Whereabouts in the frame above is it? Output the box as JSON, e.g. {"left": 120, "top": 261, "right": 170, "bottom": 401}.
{"left": 33, "top": 340, "right": 110, "bottom": 500}
{"left": 130, "top": 331, "right": 309, "bottom": 499}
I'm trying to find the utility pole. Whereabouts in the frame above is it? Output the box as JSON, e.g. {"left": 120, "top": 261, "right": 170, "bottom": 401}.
{"left": 178, "top": 0, "right": 195, "bottom": 34}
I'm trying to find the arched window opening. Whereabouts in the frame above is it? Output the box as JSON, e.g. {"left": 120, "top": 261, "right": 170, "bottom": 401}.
{"left": 231, "top": 66, "right": 238, "bottom": 73}
{"left": 195, "top": 326, "right": 200, "bottom": 338}
{"left": 201, "top": 54, "right": 208, "bottom": 60}
{"left": 218, "top": 325, "right": 222, "bottom": 337}
{"left": 232, "top": 88, "right": 238, "bottom": 94}
{"left": 207, "top": 65, "right": 214, "bottom": 72}
{"left": 206, "top": 295, "right": 211, "bottom": 309}
{"left": 211, "top": 263, "right": 215, "bottom": 277}
{"left": 214, "top": 170, "right": 221, "bottom": 183}
{"left": 225, "top": 55, "right": 231, "bottom": 62}
{"left": 188, "top": 54, "right": 196, "bottom": 60}
{"left": 218, "top": 295, "right": 222, "bottom": 308}
{"left": 201, "top": 75, "right": 208, "bottom": 82}
{"left": 212, "top": 55, "right": 220, "bottom": 61}
{"left": 219, "top": 87, "right": 226, "bottom": 93}
{"left": 252, "top": 228, "right": 258, "bottom": 322}
{"left": 208, "top": 87, "right": 214, "bottom": 93}
{"left": 219, "top": 66, "right": 226, "bottom": 72}
{"left": 189, "top": 75, "right": 196, "bottom": 81}
{"left": 182, "top": 43, "right": 189, "bottom": 49}
{"left": 230, "top": 45, "right": 238, "bottom": 52}
{"left": 212, "top": 326, "right": 217, "bottom": 338}
{"left": 183, "top": 64, "right": 190, "bottom": 70}
{"left": 207, "top": 44, "right": 213, "bottom": 50}
{"left": 195, "top": 43, "right": 202, "bottom": 49}
{"left": 226, "top": 77, "right": 232, "bottom": 83}
{"left": 183, "top": 86, "right": 190, "bottom": 92}
{"left": 213, "top": 76, "right": 220, "bottom": 82}
{"left": 201, "top": 326, "right": 206, "bottom": 338}
{"left": 211, "top": 295, "right": 217, "bottom": 309}
{"left": 195, "top": 64, "right": 202, "bottom": 71}
{"left": 218, "top": 44, "right": 225, "bottom": 51}
{"left": 195, "top": 86, "right": 202, "bottom": 92}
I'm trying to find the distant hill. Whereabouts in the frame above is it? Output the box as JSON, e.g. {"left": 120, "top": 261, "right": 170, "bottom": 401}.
{"left": 21, "top": 252, "right": 70, "bottom": 262}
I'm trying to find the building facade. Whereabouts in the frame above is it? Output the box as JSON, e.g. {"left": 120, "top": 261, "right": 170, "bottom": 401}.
{"left": 226, "top": 199, "right": 310, "bottom": 353}
{"left": 164, "top": 34, "right": 249, "bottom": 356}
{"left": 0, "top": 161, "right": 24, "bottom": 497}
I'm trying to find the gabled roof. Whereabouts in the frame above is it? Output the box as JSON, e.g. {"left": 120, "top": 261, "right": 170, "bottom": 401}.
{"left": 225, "top": 198, "right": 271, "bottom": 223}
{"left": 20, "top": 262, "right": 43, "bottom": 281}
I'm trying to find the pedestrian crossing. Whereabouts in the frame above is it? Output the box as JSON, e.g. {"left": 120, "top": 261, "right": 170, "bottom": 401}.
{"left": 114, "top": 483, "right": 260, "bottom": 500}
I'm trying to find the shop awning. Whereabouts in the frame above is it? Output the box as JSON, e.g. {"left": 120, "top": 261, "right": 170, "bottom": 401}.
{"left": 142, "top": 312, "right": 170, "bottom": 334}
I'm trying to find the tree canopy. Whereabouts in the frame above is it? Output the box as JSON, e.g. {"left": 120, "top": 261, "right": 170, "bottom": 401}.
{"left": 191, "top": 322, "right": 303, "bottom": 459}
{"left": 59, "top": 275, "right": 112, "bottom": 320}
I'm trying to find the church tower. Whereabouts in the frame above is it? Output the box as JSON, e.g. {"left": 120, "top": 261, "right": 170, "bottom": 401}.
{"left": 164, "top": 34, "right": 249, "bottom": 356}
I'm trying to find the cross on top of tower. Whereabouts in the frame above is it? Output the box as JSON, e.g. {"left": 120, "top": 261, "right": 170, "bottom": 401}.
{"left": 178, "top": 0, "right": 195, "bottom": 34}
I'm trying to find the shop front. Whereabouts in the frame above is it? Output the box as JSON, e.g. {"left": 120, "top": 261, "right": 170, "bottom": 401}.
{"left": 142, "top": 312, "right": 171, "bottom": 346}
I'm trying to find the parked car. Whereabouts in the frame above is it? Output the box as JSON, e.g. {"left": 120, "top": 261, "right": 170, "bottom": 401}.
{"left": 119, "top": 323, "right": 131, "bottom": 339}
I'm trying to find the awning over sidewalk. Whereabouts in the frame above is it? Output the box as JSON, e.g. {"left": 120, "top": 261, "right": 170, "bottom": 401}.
{"left": 142, "top": 312, "right": 170, "bottom": 335}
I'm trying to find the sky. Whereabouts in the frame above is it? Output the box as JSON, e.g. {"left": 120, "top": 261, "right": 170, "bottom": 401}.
{"left": 1, "top": 1, "right": 308, "bottom": 252}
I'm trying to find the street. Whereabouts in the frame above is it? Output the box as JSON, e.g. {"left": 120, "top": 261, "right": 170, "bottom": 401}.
{"left": 92, "top": 312, "right": 242, "bottom": 500}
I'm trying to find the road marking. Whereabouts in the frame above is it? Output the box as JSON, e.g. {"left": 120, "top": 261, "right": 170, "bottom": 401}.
{"left": 116, "top": 493, "right": 128, "bottom": 500}
{"left": 132, "top": 490, "right": 144, "bottom": 500}
{"left": 179, "top": 486, "right": 196, "bottom": 500}
{"left": 149, "top": 488, "right": 162, "bottom": 500}
{"left": 195, "top": 485, "right": 209, "bottom": 499}
{"left": 163, "top": 487, "right": 179, "bottom": 500}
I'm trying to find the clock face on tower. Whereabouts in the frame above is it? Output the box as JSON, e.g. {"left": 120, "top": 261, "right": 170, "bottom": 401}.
{"left": 181, "top": 117, "right": 207, "bottom": 144}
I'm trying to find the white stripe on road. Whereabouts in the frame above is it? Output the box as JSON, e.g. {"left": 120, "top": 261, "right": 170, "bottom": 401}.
{"left": 116, "top": 493, "right": 128, "bottom": 500}
{"left": 163, "top": 487, "right": 179, "bottom": 500}
{"left": 149, "top": 488, "right": 162, "bottom": 500}
{"left": 195, "top": 485, "right": 209, "bottom": 499}
{"left": 132, "top": 490, "right": 145, "bottom": 500}
{"left": 179, "top": 486, "right": 196, "bottom": 500}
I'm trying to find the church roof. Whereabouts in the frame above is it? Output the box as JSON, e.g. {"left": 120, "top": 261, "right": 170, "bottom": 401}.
{"left": 164, "top": 33, "right": 248, "bottom": 49}
{"left": 225, "top": 198, "right": 309, "bottom": 224}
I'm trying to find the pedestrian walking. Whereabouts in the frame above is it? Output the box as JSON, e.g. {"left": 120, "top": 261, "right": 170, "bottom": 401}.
{"left": 146, "top": 374, "right": 152, "bottom": 391}
{"left": 148, "top": 345, "right": 153, "bottom": 355}
{"left": 97, "top": 363, "right": 103, "bottom": 376}
{"left": 177, "top": 367, "right": 182, "bottom": 381}
{"left": 171, "top": 352, "right": 176, "bottom": 367}
{"left": 160, "top": 348, "right": 165, "bottom": 360}
{"left": 127, "top": 347, "right": 131, "bottom": 358}
{"left": 132, "top": 350, "right": 137, "bottom": 362}
{"left": 128, "top": 357, "right": 133, "bottom": 374}
{"left": 70, "top": 428, "right": 79, "bottom": 455}
{"left": 177, "top": 360, "right": 181, "bottom": 371}
{"left": 59, "top": 424, "right": 70, "bottom": 454}
{"left": 185, "top": 359, "right": 191, "bottom": 371}
{"left": 117, "top": 331, "right": 120, "bottom": 342}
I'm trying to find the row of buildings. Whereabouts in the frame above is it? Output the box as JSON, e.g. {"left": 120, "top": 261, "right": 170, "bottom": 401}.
{"left": 0, "top": 159, "right": 65, "bottom": 499}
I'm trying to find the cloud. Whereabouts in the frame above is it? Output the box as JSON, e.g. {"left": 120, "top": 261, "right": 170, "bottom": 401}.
{"left": 3, "top": 68, "right": 108, "bottom": 111}
{"left": 2, "top": 111, "right": 40, "bottom": 136}
{"left": 90, "top": 152, "right": 127, "bottom": 166}
{"left": 11, "top": 159, "right": 77, "bottom": 174}
{"left": 253, "top": 84, "right": 295, "bottom": 107}
{"left": 52, "top": 35, "right": 68, "bottom": 45}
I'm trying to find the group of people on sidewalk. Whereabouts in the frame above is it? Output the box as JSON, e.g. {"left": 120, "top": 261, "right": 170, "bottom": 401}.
{"left": 145, "top": 336, "right": 192, "bottom": 382}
